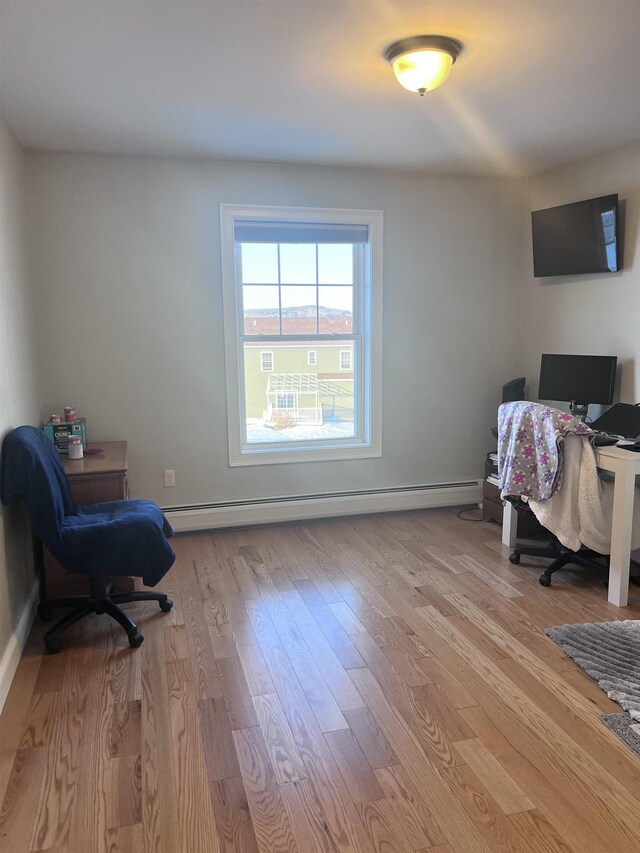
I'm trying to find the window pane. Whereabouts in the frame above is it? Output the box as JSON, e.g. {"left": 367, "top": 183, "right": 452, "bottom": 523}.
{"left": 280, "top": 244, "right": 316, "bottom": 284}
{"left": 243, "top": 341, "right": 355, "bottom": 444}
{"left": 243, "top": 285, "right": 279, "bottom": 334}
{"left": 318, "top": 244, "right": 353, "bottom": 284}
{"left": 241, "top": 243, "right": 278, "bottom": 283}
{"left": 281, "top": 285, "right": 317, "bottom": 334}
{"left": 319, "top": 285, "right": 352, "bottom": 334}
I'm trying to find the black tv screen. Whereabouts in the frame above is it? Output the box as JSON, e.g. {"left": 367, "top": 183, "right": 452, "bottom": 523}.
{"left": 531, "top": 194, "right": 620, "bottom": 277}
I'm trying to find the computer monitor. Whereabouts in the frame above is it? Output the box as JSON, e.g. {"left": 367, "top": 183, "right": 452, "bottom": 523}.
{"left": 538, "top": 353, "right": 617, "bottom": 421}
{"left": 502, "top": 377, "right": 526, "bottom": 403}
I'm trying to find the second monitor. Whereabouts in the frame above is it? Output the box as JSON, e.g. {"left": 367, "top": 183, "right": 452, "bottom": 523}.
{"left": 538, "top": 353, "right": 617, "bottom": 421}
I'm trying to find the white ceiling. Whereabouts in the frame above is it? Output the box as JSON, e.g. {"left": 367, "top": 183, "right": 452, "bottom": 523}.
{"left": 1, "top": 1, "right": 638, "bottom": 176}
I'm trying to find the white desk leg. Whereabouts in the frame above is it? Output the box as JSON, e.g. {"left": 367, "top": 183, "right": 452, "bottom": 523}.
{"left": 608, "top": 467, "right": 636, "bottom": 607}
{"left": 502, "top": 501, "right": 518, "bottom": 548}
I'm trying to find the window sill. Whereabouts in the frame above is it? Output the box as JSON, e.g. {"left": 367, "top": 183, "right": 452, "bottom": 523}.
{"left": 229, "top": 441, "right": 381, "bottom": 466}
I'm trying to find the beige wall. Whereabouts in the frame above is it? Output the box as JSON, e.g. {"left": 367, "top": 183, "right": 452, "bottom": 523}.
{"left": 0, "top": 119, "right": 40, "bottom": 662}
{"left": 26, "top": 153, "right": 526, "bottom": 507}
{"left": 521, "top": 141, "right": 640, "bottom": 407}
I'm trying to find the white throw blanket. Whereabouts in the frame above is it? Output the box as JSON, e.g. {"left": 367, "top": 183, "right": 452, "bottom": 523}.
{"left": 528, "top": 435, "right": 640, "bottom": 553}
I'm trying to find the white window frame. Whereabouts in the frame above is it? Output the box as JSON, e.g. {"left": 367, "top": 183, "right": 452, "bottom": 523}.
{"left": 308, "top": 350, "right": 317, "bottom": 366}
{"left": 339, "top": 350, "right": 352, "bottom": 371}
{"left": 260, "top": 351, "right": 273, "bottom": 372}
{"left": 220, "top": 203, "right": 383, "bottom": 466}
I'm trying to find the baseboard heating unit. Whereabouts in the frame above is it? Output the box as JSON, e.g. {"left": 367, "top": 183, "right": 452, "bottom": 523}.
{"left": 164, "top": 480, "right": 482, "bottom": 533}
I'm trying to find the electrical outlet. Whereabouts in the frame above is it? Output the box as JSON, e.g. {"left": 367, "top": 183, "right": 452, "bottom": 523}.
{"left": 164, "top": 469, "right": 175, "bottom": 487}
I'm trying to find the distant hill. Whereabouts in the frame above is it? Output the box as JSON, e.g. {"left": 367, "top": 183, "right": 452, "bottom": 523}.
{"left": 245, "top": 305, "right": 352, "bottom": 318}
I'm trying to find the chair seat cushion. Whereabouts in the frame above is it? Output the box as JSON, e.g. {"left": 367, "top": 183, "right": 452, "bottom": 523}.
{"left": 57, "top": 499, "right": 175, "bottom": 586}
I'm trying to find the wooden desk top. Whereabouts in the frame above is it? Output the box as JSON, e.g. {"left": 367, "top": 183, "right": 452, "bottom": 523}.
{"left": 62, "top": 441, "right": 127, "bottom": 479}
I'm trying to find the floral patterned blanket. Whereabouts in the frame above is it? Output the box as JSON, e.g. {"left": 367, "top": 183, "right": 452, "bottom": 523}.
{"left": 497, "top": 401, "right": 592, "bottom": 501}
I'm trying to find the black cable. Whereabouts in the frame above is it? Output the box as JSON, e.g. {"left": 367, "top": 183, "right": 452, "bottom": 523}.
{"left": 456, "top": 507, "right": 484, "bottom": 522}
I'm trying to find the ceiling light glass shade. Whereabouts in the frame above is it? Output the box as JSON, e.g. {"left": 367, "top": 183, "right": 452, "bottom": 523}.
{"left": 391, "top": 50, "right": 453, "bottom": 93}
{"left": 385, "top": 35, "right": 462, "bottom": 96}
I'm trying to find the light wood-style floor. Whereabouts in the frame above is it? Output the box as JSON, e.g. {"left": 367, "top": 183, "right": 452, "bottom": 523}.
{"left": 1, "top": 508, "right": 640, "bottom": 852}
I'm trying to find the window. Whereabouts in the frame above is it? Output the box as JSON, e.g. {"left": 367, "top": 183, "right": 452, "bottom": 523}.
{"left": 340, "top": 350, "right": 352, "bottom": 371}
{"left": 221, "top": 204, "right": 382, "bottom": 465}
{"left": 275, "top": 392, "right": 297, "bottom": 411}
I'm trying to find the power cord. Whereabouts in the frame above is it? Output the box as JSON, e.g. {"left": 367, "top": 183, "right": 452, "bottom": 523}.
{"left": 456, "top": 507, "right": 484, "bottom": 522}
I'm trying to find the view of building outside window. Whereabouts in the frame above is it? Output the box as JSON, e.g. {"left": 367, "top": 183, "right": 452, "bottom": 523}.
{"left": 240, "top": 241, "right": 357, "bottom": 444}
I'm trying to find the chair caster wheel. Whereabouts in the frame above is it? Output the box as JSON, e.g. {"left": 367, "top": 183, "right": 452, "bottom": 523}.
{"left": 128, "top": 631, "right": 144, "bottom": 648}
{"left": 159, "top": 597, "right": 173, "bottom": 613}
{"left": 509, "top": 553, "right": 521, "bottom": 564}
{"left": 44, "top": 636, "right": 61, "bottom": 654}
{"left": 539, "top": 575, "right": 551, "bottom": 587}
{"left": 38, "top": 603, "right": 54, "bottom": 623}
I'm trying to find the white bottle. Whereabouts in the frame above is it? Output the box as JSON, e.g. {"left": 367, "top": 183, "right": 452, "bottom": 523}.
{"left": 68, "top": 436, "right": 83, "bottom": 459}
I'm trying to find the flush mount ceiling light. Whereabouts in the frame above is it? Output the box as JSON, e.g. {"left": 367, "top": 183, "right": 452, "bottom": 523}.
{"left": 385, "top": 35, "right": 463, "bottom": 96}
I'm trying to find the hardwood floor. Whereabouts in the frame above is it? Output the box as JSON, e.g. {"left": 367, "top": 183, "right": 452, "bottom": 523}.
{"left": 2, "top": 508, "right": 640, "bottom": 852}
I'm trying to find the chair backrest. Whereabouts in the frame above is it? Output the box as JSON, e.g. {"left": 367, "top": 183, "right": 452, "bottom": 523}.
{"left": 497, "top": 401, "right": 592, "bottom": 501}
{"left": 0, "top": 425, "right": 73, "bottom": 554}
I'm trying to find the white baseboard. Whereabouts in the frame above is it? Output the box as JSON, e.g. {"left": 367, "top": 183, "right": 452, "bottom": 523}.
{"left": 165, "top": 481, "right": 482, "bottom": 533}
{"left": 0, "top": 579, "right": 39, "bottom": 715}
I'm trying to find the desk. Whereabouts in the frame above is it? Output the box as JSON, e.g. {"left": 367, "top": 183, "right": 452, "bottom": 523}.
{"left": 43, "top": 441, "right": 130, "bottom": 597}
{"left": 502, "top": 444, "right": 640, "bottom": 607}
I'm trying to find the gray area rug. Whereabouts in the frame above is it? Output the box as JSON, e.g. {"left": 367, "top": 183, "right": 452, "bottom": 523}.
{"left": 601, "top": 713, "right": 640, "bottom": 758}
{"left": 544, "top": 619, "right": 640, "bottom": 720}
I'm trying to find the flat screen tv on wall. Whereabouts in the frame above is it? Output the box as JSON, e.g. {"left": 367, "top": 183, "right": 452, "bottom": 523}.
{"left": 531, "top": 194, "right": 620, "bottom": 278}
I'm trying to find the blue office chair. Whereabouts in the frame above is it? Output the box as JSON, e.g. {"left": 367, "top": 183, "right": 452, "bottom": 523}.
{"left": 1, "top": 425, "right": 176, "bottom": 653}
